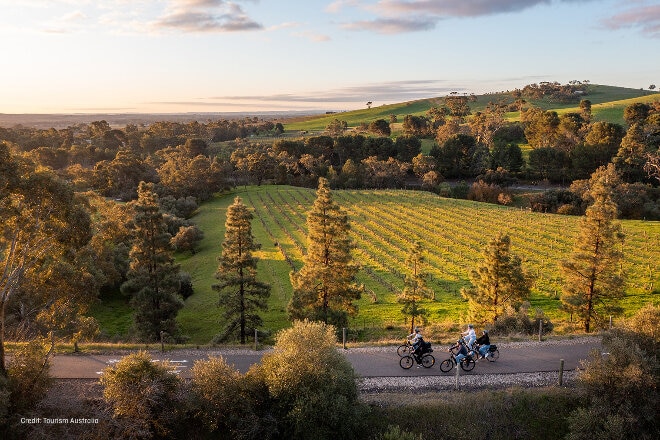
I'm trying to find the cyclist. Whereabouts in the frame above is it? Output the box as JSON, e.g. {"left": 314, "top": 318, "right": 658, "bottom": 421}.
{"left": 475, "top": 329, "right": 491, "bottom": 359}
{"left": 448, "top": 339, "right": 468, "bottom": 366}
{"left": 462, "top": 324, "right": 476, "bottom": 350}
{"left": 407, "top": 327, "right": 423, "bottom": 357}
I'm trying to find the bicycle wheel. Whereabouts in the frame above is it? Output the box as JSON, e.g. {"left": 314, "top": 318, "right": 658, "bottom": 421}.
{"left": 487, "top": 349, "right": 499, "bottom": 362}
{"left": 397, "top": 344, "right": 411, "bottom": 357}
{"left": 439, "top": 358, "right": 454, "bottom": 372}
{"left": 399, "top": 355, "right": 414, "bottom": 369}
{"left": 421, "top": 354, "right": 435, "bottom": 368}
{"left": 460, "top": 358, "right": 476, "bottom": 371}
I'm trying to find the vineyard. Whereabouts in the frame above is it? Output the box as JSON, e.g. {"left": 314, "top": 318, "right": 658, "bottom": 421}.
{"left": 175, "top": 185, "right": 660, "bottom": 343}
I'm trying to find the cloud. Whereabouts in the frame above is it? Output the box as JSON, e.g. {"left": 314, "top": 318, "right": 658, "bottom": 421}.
{"left": 209, "top": 79, "right": 464, "bottom": 104}
{"left": 342, "top": 17, "right": 436, "bottom": 34}
{"left": 339, "top": 0, "right": 600, "bottom": 34}
{"left": 151, "top": 0, "right": 263, "bottom": 33}
{"left": 293, "top": 31, "right": 332, "bottom": 42}
{"left": 601, "top": 3, "right": 660, "bottom": 38}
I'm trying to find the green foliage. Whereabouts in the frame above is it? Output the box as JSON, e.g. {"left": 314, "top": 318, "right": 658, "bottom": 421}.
{"left": 398, "top": 242, "right": 434, "bottom": 332}
{"left": 213, "top": 196, "right": 270, "bottom": 344}
{"left": 461, "top": 233, "right": 532, "bottom": 324}
{"left": 378, "top": 425, "right": 423, "bottom": 440}
{"left": 5, "top": 339, "right": 53, "bottom": 413}
{"left": 100, "top": 351, "right": 180, "bottom": 439}
{"left": 371, "top": 388, "right": 581, "bottom": 440}
{"left": 121, "top": 182, "right": 183, "bottom": 341}
{"left": 490, "top": 302, "right": 554, "bottom": 336}
{"left": 561, "top": 166, "right": 625, "bottom": 332}
{"left": 289, "top": 178, "right": 362, "bottom": 327}
{"left": 261, "top": 320, "right": 366, "bottom": 440}
{"left": 566, "top": 326, "right": 659, "bottom": 440}
{"left": 190, "top": 356, "right": 276, "bottom": 439}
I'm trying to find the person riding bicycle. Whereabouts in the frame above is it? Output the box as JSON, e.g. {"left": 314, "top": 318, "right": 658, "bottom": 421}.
{"left": 462, "top": 324, "right": 476, "bottom": 350}
{"left": 448, "top": 339, "right": 468, "bottom": 365}
{"left": 407, "top": 327, "right": 424, "bottom": 357}
{"left": 475, "top": 329, "right": 491, "bottom": 359}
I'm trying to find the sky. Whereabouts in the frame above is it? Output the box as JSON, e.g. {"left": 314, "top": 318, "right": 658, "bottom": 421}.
{"left": 0, "top": 0, "right": 658, "bottom": 114}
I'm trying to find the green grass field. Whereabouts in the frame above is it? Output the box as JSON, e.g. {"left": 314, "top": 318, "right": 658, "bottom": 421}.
{"left": 284, "top": 85, "right": 659, "bottom": 132}
{"left": 90, "top": 186, "right": 658, "bottom": 345}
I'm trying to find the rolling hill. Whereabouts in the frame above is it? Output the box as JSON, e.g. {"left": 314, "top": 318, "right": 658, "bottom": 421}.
{"left": 283, "top": 84, "right": 659, "bottom": 131}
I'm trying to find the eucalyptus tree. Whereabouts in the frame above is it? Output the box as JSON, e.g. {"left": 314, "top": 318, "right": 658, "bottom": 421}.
{"left": 1, "top": 143, "right": 93, "bottom": 374}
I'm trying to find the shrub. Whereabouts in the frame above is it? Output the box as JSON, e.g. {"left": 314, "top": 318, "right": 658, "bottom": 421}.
{"left": 491, "top": 303, "right": 553, "bottom": 336}
{"left": 189, "top": 356, "right": 277, "bottom": 439}
{"left": 6, "top": 339, "right": 53, "bottom": 413}
{"left": 566, "top": 330, "right": 658, "bottom": 440}
{"left": 100, "top": 351, "right": 180, "bottom": 439}
{"left": 379, "top": 425, "right": 423, "bottom": 440}
{"left": 260, "top": 320, "right": 367, "bottom": 440}
{"left": 467, "top": 180, "right": 508, "bottom": 204}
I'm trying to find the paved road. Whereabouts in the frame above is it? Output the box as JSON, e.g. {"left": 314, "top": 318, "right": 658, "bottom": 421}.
{"left": 49, "top": 339, "right": 602, "bottom": 379}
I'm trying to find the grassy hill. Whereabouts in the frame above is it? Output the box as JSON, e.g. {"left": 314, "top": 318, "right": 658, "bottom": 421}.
{"left": 284, "top": 84, "right": 659, "bottom": 132}
{"left": 98, "top": 185, "right": 658, "bottom": 345}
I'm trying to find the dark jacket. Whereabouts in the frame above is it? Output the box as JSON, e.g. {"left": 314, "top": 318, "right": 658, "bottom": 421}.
{"left": 476, "top": 333, "right": 490, "bottom": 346}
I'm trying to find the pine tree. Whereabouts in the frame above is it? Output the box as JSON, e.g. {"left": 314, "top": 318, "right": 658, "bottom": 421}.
{"left": 288, "top": 178, "right": 362, "bottom": 327}
{"left": 213, "top": 196, "right": 270, "bottom": 344}
{"left": 398, "top": 241, "right": 434, "bottom": 333}
{"left": 121, "top": 182, "right": 183, "bottom": 341}
{"left": 561, "top": 168, "right": 625, "bottom": 333}
{"left": 461, "top": 233, "right": 532, "bottom": 323}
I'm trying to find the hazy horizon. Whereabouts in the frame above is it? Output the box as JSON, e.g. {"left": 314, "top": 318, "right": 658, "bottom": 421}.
{"left": 1, "top": 1, "right": 658, "bottom": 114}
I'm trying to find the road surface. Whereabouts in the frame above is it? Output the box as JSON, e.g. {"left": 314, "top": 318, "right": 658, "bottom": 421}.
{"left": 49, "top": 339, "right": 602, "bottom": 379}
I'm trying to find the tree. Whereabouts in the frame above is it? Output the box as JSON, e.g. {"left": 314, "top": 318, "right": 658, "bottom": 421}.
{"left": 288, "top": 178, "right": 362, "bottom": 327}
{"left": 401, "top": 115, "right": 430, "bottom": 137}
{"left": 561, "top": 166, "right": 625, "bottom": 333}
{"left": 366, "top": 101, "right": 373, "bottom": 109}
{"left": 259, "top": 320, "right": 365, "bottom": 440}
{"left": 213, "top": 197, "right": 270, "bottom": 344}
{"left": 461, "top": 233, "right": 532, "bottom": 323}
{"left": 1, "top": 144, "right": 93, "bottom": 375}
{"left": 120, "top": 182, "right": 183, "bottom": 341}
{"left": 171, "top": 225, "right": 204, "bottom": 254}
{"left": 368, "top": 119, "right": 391, "bottom": 137}
{"left": 325, "top": 119, "right": 348, "bottom": 137}
{"left": 100, "top": 351, "right": 180, "bottom": 438}
{"left": 623, "top": 102, "right": 650, "bottom": 126}
{"left": 521, "top": 107, "right": 560, "bottom": 148}
{"left": 397, "top": 242, "right": 434, "bottom": 333}
{"left": 613, "top": 123, "right": 652, "bottom": 182}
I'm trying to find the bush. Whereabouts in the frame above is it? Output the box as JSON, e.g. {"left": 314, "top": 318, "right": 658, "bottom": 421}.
{"left": 491, "top": 303, "right": 553, "bottom": 336}
{"left": 566, "top": 329, "right": 658, "bottom": 440}
{"left": 6, "top": 339, "right": 53, "bottom": 413}
{"left": 379, "top": 425, "right": 423, "bottom": 440}
{"left": 189, "top": 356, "right": 277, "bottom": 439}
{"left": 260, "top": 320, "right": 368, "bottom": 440}
{"left": 467, "top": 180, "right": 505, "bottom": 204}
{"left": 100, "top": 351, "right": 180, "bottom": 439}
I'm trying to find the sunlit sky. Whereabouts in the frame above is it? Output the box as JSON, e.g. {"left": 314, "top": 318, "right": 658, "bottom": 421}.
{"left": 1, "top": 0, "right": 658, "bottom": 114}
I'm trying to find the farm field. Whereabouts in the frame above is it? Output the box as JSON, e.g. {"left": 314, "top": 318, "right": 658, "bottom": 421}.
{"left": 170, "top": 185, "right": 660, "bottom": 344}
{"left": 284, "top": 85, "right": 659, "bottom": 132}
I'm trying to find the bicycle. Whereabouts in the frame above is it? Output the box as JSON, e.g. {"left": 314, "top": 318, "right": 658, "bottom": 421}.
{"left": 399, "top": 351, "right": 436, "bottom": 369}
{"left": 439, "top": 341, "right": 476, "bottom": 372}
{"left": 397, "top": 340, "right": 413, "bottom": 357}
{"left": 399, "top": 340, "right": 435, "bottom": 369}
{"left": 473, "top": 343, "right": 500, "bottom": 362}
